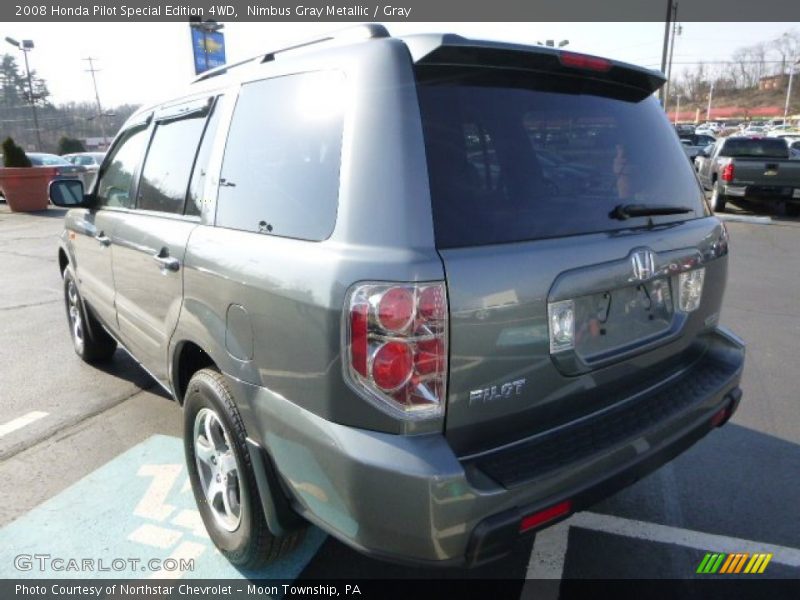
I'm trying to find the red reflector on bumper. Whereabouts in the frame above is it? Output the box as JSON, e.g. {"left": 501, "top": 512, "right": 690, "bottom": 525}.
{"left": 519, "top": 500, "right": 573, "bottom": 533}
{"left": 710, "top": 405, "right": 732, "bottom": 428}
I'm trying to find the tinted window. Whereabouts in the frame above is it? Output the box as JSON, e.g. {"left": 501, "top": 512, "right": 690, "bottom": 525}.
{"left": 720, "top": 138, "right": 788, "bottom": 159}
{"left": 186, "top": 98, "right": 223, "bottom": 217}
{"left": 217, "top": 71, "right": 344, "bottom": 240}
{"left": 417, "top": 68, "right": 706, "bottom": 248}
{"left": 96, "top": 127, "right": 148, "bottom": 209}
{"left": 138, "top": 110, "right": 208, "bottom": 214}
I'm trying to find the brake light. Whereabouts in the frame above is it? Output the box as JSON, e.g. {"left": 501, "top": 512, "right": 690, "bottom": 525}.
{"left": 344, "top": 282, "right": 448, "bottom": 419}
{"left": 559, "top": 51, "right": 612, "bottom": 72}
{"left": 721, "top": 163, "right": 735, "bottom": 182}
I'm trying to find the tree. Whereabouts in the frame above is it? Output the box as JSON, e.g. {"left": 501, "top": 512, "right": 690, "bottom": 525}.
{"left": 57, "top": 136, "right": 86, "bottom": 154}
{"left": 2, "top": 137, "right": 31, "bottom": 167}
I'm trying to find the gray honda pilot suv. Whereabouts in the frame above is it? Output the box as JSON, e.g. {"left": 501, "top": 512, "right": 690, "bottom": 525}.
{"left": 50, "top": 25, "right": 745, "bottom": 568}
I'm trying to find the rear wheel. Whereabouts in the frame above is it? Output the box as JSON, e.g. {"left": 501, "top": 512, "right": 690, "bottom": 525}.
{"left": 184, "top": 369, "right": 305, "bottom": 569}
{"left": 63, "top": 269, "right": 117, "bottom": 362}
{"left": 710, "top": 181, "right": 727, "bottom": 213}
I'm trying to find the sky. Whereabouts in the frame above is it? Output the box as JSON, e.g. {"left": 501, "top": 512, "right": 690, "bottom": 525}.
{"left": 3, "top": 21, "right": 798, "bottom": 108}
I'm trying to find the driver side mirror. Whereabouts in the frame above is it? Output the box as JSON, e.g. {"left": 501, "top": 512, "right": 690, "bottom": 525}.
{"left": 49, "top": 179, "right": 90, "bottom": 208}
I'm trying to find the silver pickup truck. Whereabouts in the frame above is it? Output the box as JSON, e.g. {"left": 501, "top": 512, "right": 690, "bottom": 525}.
{"left": 696, "top": 136, "right": 800, "bottom": 216}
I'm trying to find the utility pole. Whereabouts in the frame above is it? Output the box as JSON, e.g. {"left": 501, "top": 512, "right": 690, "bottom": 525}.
{"left": 664, "top": 3, "right": 680, "bottom": 111}
{"left": 706, "top": 80, "right": 715, "bottom": 122}
{"left": 84, "top": 57, "right": 108, "bottom": 148}
{"left": 674, "top": 93, "right": 682, "bottom": 124}
{"left": 658, "top": 0, "right": 674, "bottom": 105}
{"left": 783, "top": 60, "right": 800, "bottom": 125}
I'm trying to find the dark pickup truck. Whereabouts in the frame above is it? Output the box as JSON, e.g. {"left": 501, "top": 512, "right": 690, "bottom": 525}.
{"left": 696, "top": 136, "right": 800, "bottom": 215}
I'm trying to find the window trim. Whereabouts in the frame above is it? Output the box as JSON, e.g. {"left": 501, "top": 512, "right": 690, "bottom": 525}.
{"left": 92, "top": 119, "right": 151, "bottom": 211}
{"left": 132, "top": 96, "right": 216, "bottom": 219}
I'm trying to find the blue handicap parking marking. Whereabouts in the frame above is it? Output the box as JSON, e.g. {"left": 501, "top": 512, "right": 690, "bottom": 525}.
{"left": 0, "top": 435, "right": 326, "bottom": 579}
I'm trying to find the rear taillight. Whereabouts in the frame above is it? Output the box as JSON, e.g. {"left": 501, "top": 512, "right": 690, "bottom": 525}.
{"left": 344, "top": 282, "right": 448, "bottom": 419}
{"left": 721, "top": 163, "right": 735, "bottom": 182}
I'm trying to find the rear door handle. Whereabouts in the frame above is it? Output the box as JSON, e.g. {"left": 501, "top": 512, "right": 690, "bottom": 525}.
{"left": 94, "top": 233, "right": 111, "bottom": 247}
{"left": 152, "top": 251, "right": 180, "bottom": 272}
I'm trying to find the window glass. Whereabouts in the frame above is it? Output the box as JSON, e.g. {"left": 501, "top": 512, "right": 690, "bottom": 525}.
{"left": 186, "top": 98, "right": 223, "bottom": 217}
{"left": 96, "top": 127, "right": 148, "bottom": 209}
{"left": 719, "top": 138, "right": 788, "bottom": 159}
{"left": 138, "top": 111, "right": 208, "bottom": 214}
{"left": 217, "top": 71, "right": 345, "bottom": 240}
{"left": 417, "top": 67, "right": 706, "bottom": 248}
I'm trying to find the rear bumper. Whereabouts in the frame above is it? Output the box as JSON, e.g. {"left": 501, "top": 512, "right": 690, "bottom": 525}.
{"left": 228, "top": 326, "right": 745, "bottom": 567}
{"left": 724, "top": 184, "right": 800, "bottom": 202}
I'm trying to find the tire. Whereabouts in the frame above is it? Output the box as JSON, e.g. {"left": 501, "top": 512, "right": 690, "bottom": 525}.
{"left": 63, "top": 269, "right": 117, "bottom": 363}
{"left": 710, "top": 181, "right": 727, "bottom": 213}
{"left": 184, "top": 369, "right": 305, "bottom": 569}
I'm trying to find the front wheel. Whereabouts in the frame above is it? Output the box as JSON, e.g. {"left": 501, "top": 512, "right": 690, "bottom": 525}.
{"left": 710, "top": 181, "right": 727, "bottom": 213}
{"left": 63, "top": 269, "right": 117, "bottom": 362}
{"left": 184, "top": 369, "right": 305, "bottom": 569}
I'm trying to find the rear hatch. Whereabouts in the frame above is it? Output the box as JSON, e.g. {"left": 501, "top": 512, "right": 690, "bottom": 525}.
{"left": 412, "top": 42, "right": 729, "bottom": 457}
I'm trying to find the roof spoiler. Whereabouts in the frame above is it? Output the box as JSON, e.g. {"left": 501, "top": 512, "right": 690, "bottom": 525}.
{"left": 402, "top": 34, "right": 666, "bottom": 96}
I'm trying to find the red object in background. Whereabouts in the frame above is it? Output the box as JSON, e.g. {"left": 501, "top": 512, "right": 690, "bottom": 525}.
{"left": 0, "top": 167, "right": 58, "bottom": 212}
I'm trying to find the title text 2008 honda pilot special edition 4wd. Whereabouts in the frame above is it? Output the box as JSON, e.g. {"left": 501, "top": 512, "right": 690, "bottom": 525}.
{"left": 51, "top": 26, "right": 745, "bottom": 568}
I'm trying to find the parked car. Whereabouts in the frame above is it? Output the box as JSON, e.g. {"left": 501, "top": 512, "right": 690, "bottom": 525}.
{"left": 674, "top": 123, "right": 695, "bottom": 136}
{"left": 679, "top": 133, "right": 717, "bottom": 162}
{"left": 767, "top": 126, "right": 800, "bottom": 138}
{"left": 49, "top": 26, "right": 745, "bottom": 569}
{"left": 742, "top": 124, "right": 768, "bottom": 136}
{"left": 63, "top": 152, "right": 105, "bottom": 189}
{"left": 696, "top": 136, "right": 800, "bottom": 215}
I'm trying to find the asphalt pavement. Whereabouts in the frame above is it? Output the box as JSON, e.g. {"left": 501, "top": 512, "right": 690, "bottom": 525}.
{"left": 0, "top": 202, "right": 798, "bottom": 589}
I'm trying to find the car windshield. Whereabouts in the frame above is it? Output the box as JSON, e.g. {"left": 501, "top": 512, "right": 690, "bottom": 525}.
{"left": 720, "top": 138, "right": 788, "bottom": 158}
{"left": 417, "top": 67, "right": 706, "bottom": 248}
{"left": 28, "top": 154, "right": 71, "bottom": 166}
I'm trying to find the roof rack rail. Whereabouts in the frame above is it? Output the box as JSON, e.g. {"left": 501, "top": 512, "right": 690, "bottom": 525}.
{"left": 192, "top": 24, "right": 391, "bottom": 84}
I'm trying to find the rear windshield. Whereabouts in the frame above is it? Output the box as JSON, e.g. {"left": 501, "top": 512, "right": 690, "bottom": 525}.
{"left": 417, "top": 67, "right": 706, "bottom": 248}
{"left": 720, "top": 138, "right": 788, "bottom": 159}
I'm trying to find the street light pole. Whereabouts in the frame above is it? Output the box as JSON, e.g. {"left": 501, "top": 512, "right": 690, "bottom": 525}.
{"left": 706, "top": 80, "right": 715, "bottom": 122}
{"left": 783, "top": 59, "right": 800, "bottom": 125}
{"left": 5, "top": 37, "right": 42, "bottom": 151}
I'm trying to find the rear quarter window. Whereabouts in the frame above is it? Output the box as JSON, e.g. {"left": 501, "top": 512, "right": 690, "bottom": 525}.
{"left": 216, "top": 71, "right": 345, "bottom": 241}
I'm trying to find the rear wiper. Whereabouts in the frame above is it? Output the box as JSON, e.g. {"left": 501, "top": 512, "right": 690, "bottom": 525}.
{"left": 610, "top": 203, "right": 694, "bottom": 220}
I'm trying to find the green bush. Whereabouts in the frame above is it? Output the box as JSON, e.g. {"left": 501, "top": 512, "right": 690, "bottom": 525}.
{"left": 2, "top": 137, "right": 31, "bottom": 168}
{"left": 57, "top": 136, "right": 87, "bottom": 155}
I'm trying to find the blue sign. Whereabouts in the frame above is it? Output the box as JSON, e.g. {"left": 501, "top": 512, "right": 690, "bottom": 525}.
{"left": 0, "top": 435, "right": 325, "bottom": 579}
{"left": 192, "top": 28, "right": 226, "bottom": 75}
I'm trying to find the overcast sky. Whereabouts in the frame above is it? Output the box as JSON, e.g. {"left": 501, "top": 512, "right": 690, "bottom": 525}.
{"left": 3, "top": 21, "right": 798, "bottom": 107}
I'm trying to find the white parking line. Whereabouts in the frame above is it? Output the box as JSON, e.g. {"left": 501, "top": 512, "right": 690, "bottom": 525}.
{"left": 0, "top": 411, "right": 48, "bottom": 438}
{"left": 526, "top": 511, "right": 800, "bottom": 582}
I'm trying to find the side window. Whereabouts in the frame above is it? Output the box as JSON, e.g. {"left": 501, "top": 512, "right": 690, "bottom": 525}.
{"left": 186, "top": 98, "right": 223, "bottom": 217}
{"left": 96, "top": 127, "right": 149, "bottom": 209}
{"left": 216, "top": 71, "right": 345, "bottom": 241}
{"left": 137, "top": 109, "right": 208, "bottom": 214}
